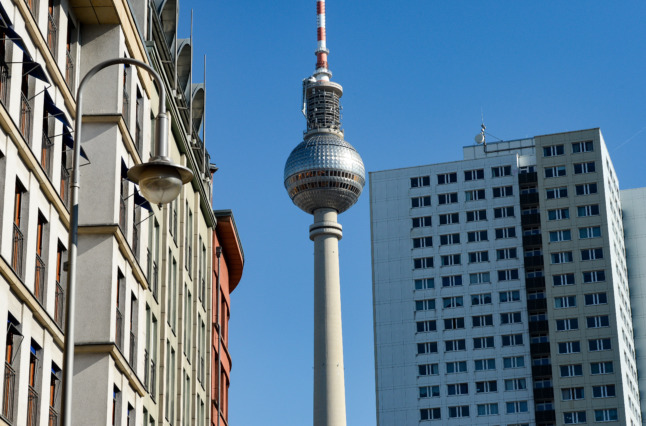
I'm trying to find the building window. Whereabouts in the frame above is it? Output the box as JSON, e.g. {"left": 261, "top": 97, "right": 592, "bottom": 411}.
{"left": 496, "top": 248, "right": 517, "bottom": 260}
{"left": 467, "top": 230, "right": 488, "bottom": 242}
{"left": 564, "top": 411, "right": 586, "bottom": 424}
{"left": 499, "top": 290, "right": 520, "bottom": 302}
{"left": 465, "top": 189, "right": 485, "bottom": 201}
{"left": 417, "top": 342, "right": 438, "bottom": 355}
{"left": 415, "top": 299, "right": 435, "bottom": 311}
{"left": 446, "top": 361, "right": 468, "bottom": 375}
{"left": 501, "top": 334, "right": 523, "bottom": 347}
{"left": 555, "top": 295, "right": 576, "bottom": 309}
{"left": 410, "top": 176, "right": 430, "bottom": 188}
{"left": 497, "top": 269, "right": 519, "bottom": 281}
{"left": 447, "top": 383, "right": 468, "bottom": 395}
{"left": 500, "top": 312, "right": 521, "bottom": 324}
{"left": 491, "top": 165, "right": 511, "bottom": 177}
{"left": 472, "top": 314, "right": 493, "bottom": 327}
{"left": 585, "top": 292, "right": 607, "bottom": 306}
{"left": 412, "top": 236, "right": 433, "bottom": 248}
{"left": 588, "top": 338, "right": 612, "bottom": 352}
{"left": 594, "top": 409, "right": 618, "bottom": 422}
{"left": 574, "top": 161, "right": 595, "bottom": 174}
{"left": 506, "top": 401, "right": 528, "bottom": 414}
{"left": 576, "top": 182, "right": 598, "bottom": 195}
{"left": 414, "top": 278, "right": 434, "bottom": 290}
{"left": 34, "top": 213, "right": 47, "bottom": 305}
{"left": 439, "top": 233, "right": 460, "bottom": 245}
{"left": 27, "top": 341, "right": 41, "bottom": 426}
{"left": 503, "top": 356, "right": 524, "bottom": 369}
{"left": 411, "top": 196, "right": 431, "bottom": 208}
{"left": 419, "top": 386, "right": 440, "bottom": 398}
{"left": 572, "top": 140, "right": 594, "bottom": 152}
{"left": 505, "top": 378, "right": 526, "bottom": 391}
{"left": 493, "top": 206, "right": 514, "bottom": 218}
{"left": 473, "top": 336, "right": 495, "bottom": 349}
{"left": 548, "top": 207, "right": 570, "bottom": 220}
{"left": 412, "top": 216, "right": 432, "bottom": 228}
{"left": 414, "top": 257, "right": 434, "bottom": 269}
{"left": 418, "top": 363, "right": 439, "bottom": 376}
{"left": 560, "top": 364, "right": 583, "bottom": 377}
{"left": 551, "top": 251, "right": 573, "bottom": 264}
{"left": 416, "top": 320, "right": 436, "bottom": 333}
{"left": 437, "top": 172, "right": 457, "bottom": 184}
{"left": 546, "top": 186, "right": 568, "bottom": 199}
{"left": 442, "top": 296, "right": 463, "bottom": 309}
{"left": 591, "top": 362, "right": 613, "bottom": 375}
{"left": 438, "top": 213, "right": 459, "bottom": 225}
{"left": 477, "top": 403, "right": 498, "bottom": 416}
{"left": 47, "top": 0, "right": 59, "bottom": 55}
{"left": 556, "top": 318, "right": 579, "bottom": 331}
{"left": 440, "top": 254, "right": 460, "bottom": 266}
{"left": 468, "top": 251, "right": 489, "bottom": 263}
{"left": 587, "top": 315, "right": 610, "bottom": 329}
{"left": 474, "top": 358, "right": 495, "bottom": 371}
{"left": 419, "top": 408, "right": 441, "bottom": 420}
{"left": 544, "top": 165, "right": 566, "bottom": 178}
{"left": 495, "top": 227, "right": 516, "bottom": 239}
{"left": 471, "top": 293, "right": 492, "bottom": 306}
{"left": 577, "top": 204, "right": 600, "bottom": 217}
{"left": 438, "top": 192, "right": 458, "bottom": 205}
{"left": 553, "top": 273, "right": 575, "bottom": 286}
{"left": 558, "top": 341, "right": 581, "bottom": 354}
{"left": 464, "top": 169, "right": 484, "bottom": 180}
{"left": 579, "top": 226, "right": 601, "bottom": 239}
{"left": 466, "top": 209, "right": 487, "bottom": 222}
{"left": 562, "top": 387, "right": 585, "bottom": 400}
{"left": 581, "top": 248, "right": 603, "bottom": 261}
{"left": 469, "top": 272, "right": 490, "bottom": 285}
{"left": 448, "top": 405, "right": 469, "bottom": 418}
{"left": 583, "top": 270, "right": 605, "bottom": 283}
{"left": 543, "top": 145, "right": 564, "bottom": 156}
{"left": 12, "top": 181, "right": 27, "bottom": 277}
{"left": 475, "top": 380, "right": 497, "bottom": 393}
{"left": 443, "top": 318, "right": 465, "bottom": 330}
{"left": 441, "top": 275, "right": 462, "bottom": 287}
{"left": 549, "top": 229, "right": 571, "bottom": 242}
{"left": 492, "top": 185, "right": 513, "bottom": 198}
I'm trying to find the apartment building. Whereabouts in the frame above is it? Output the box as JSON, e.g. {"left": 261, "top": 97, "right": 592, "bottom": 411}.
{"left": 370, "top": 128, "right": 641, "bottom": 425}
{"left": 0, "top": 0, "right": 216, "bottom": 425}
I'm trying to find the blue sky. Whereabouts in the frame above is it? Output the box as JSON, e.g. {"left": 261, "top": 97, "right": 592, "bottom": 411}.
{"left": 180, "top": 1, "right": 645, "bottom": 424}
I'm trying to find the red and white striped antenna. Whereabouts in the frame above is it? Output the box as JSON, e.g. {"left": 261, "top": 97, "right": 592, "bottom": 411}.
{"left": 314, "top": 0, "right": 331, "bottom": 81}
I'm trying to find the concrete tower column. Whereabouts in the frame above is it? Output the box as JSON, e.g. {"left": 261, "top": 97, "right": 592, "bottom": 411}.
{"left": 309, "top": 207, "right": 347, "bottom": 426}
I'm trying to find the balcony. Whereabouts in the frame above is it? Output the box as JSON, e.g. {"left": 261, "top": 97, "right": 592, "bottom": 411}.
{"left": 523, "top": 234, "right": 543, "bottom": 246}
{"left": 129, "top": 331, "right": 136, "bottom": 367}
{"left": 520, "top": 192, "right": 539, "bottom": 205}
{"left": 48, "top": 405, "right": 59, "bottom": 426}
{"left": 527, "top": 298, "right": 547, "bottom": 311}
{"left": 526, "top": 276, "right": 546, "bottom": 289}
{"left": 65, "top": 49, "right": 74, "bottom": 90}
{"left": 530, "top": 342, "right": 551, "bottom": 355}
{"left": 26, "top": 386, "right": 38, "bottom": 426}
{"left": 60, "top": 165, "right": 70, "bottom": 209}
{"left": 521, "top": 213, "right": 540, "bottom": 226}
{"left": 47, "top": 12, "right": 57, "bottom": 56}
{"left": 518, "top": 171, "right": 538, "bottom": 184}
{"left": 2, "top": 362, "right": 15, "bottom": 422}
{"left": 119, "top": 196, "right": 127, "bottom": 234}
{"left": 524, "top": 255, "right": 544, "bottom": 268}
{"left": 535, "top": 409, "right": 556, "bottom": 423}
{"left": 41, "top": 133, "right": 54, "bottom": 178}
{"left": 532, "top": 364, "right": 552, "bottom": 376}
{"left": 11, "top": 224, "right": 23, "bottom": 278}
{"left": 115, "top": 308, "right": 123, "bottom": 351}
{"left": 54, "top": 282, "right": 64, "bottom": 328}
{"left": 20, "top": 93, "right": 32, "bottom": 142}
{"left": 34, "top": 254, "right": 45, "bottom": 305}
{"left": 529, "top": 320, "right": 549, "bottom": 333}
{"left": 533, "top": 387, "right": 554, "bottom": 399}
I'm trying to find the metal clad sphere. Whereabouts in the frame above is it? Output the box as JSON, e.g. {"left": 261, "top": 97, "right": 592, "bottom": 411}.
{"left": 284, "top": 133, "right": 365, "bottom": 214}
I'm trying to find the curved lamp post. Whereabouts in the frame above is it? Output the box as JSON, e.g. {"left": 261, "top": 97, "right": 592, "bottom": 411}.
{"left": 61, "top": 57, "right": 193, "bottom": 426}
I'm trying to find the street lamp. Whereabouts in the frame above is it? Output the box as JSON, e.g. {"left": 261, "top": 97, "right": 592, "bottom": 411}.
{"left": 61, "top": 57, "right": 193, "bottom": 426}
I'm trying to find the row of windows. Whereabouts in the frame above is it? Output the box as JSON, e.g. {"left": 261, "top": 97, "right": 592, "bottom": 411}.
{"left": 562, "top": 409, "right": 618, "bottom": 424}
{"left": 420, "top": 401, "right": 529, "bottom": 420}
{"left": 414, "top": 228, "right": 518, "bottom": 249}
{"left": 416, "top": 334, "right": 525, "bottom": 354}
{"left": 413, "top": 186, "right": 516, "bottom": 207}
{"left": 546, "top": 182, "right": 598, "bottom": 199}
{"left": 410, "top": 166, "right": 512, "bottom": 188}
{"left": 414, "top": 251, "right": 523, "bottom": 269}
{"left": 542, "top": 140, "right": 594, "bottom": 157}
{"left": 416, "top": 312, "right": 522, "bottom": 332}
{"left": 411, "top": 206, "right": 517, "bottom": 228}
{"left": 556, "top": 339, "right": 613, "bottom": 354}
{"left": 556, "top": 315, "right": 610, "bottom": 331}
{"left": 418, "top": 358, "right": 613, "bottom": 377}
{"left": 550, "top": 248, "right": 604, "bottom": 264}
{"left": 544, "top": 161, "right": 596, "bottom": 178}
{"left": 549, "top": 226, "right": 602, "bottom": 241}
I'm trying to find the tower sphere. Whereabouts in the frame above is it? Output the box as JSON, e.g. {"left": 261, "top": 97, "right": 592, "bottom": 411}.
{"left": 284, "top": 133, "right": 365, "bottom": 214}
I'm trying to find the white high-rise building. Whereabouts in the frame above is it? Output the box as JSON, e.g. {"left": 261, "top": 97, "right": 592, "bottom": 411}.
{"left": 370, "top": 128, "right": 641, "bottom": 426}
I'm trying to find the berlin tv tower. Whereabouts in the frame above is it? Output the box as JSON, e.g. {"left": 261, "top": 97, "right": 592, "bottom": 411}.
{"left": 284, "top": 1, "right": 365, "bottom": 425}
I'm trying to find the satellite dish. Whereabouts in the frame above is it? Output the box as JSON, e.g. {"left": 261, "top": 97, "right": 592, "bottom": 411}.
{"left": 475, "top": 133, "right": 485, "bottom": 144}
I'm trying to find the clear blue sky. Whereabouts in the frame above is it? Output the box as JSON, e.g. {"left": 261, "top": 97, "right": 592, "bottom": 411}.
{"left": 180, "top": 1, "right": 645, "bottom": 424}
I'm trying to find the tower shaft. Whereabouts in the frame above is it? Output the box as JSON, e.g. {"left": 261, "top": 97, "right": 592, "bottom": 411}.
{"left": 310, "top": 208, "right": 347, "bottom": 426}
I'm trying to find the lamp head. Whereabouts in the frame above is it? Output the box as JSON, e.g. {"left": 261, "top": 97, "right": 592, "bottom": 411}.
{"left": 127, "top": 158, "right": 193, "bottom": 206}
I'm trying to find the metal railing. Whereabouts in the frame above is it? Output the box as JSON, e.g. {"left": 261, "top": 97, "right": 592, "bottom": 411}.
{"left": 11, "top": 224, "right": 23, "bottom": 278}
{"left": 0, "top": 62, "right": 8, "bottom": 106}
{"left": 187, "top": 245, "right": 192, "bottom": 279}
{"left": 47, "top": 13, "right": 57, "bottom": 56}
{"left": 115, "top": 308, "right": 123, "bottom": 351}
{"left": 55, "top": 281, "right": 64, "bottom": 328}
{"left": 132, "top": 221, "right": 138, "bottom": 257}
{"left": 26, "top": 386, "right": 38, "bottom": 426}
{"left": 2, "top": 362, "right": 15, "bottom": 422}
{"left": 122, "top": 87, "right": 129, "bottom": 124}
{"left": 119, "top": 196, "right": 127, "bottom": 233}
{"left": 48, "top": 406, "right": 58, "bottom": 426}
{"left": 152, "top": 260, "right": 158, "bottom": 301}
{"left": 143, "top": 349, "right": 149, "bottom": 389}
{"left": 34, "top": 254, "right": 45, "bottom": 305}
{"left": 20, "top": 92, "right": 32, "bottom": 142}
{"left": 200, "top": 356, "right": 205, "bottom": 385}
{"left": 60, "top": 164, "right": 70, "bottom": 209}
{"left": 200, "top": 278, "right": 205, "bottom": 308}
{"left": 129, "top": 331, "right": 136, "bottom": 367}
{"left": 41, "top": 133, "right": 54, "bottom": 177}
{"left": 65, "top": 49, "right": 74, "bottom": 90}
{"left": 149, "top": 358, "right": 156, "bottom": 402}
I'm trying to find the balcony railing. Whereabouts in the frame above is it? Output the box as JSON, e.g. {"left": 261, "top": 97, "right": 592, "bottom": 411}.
{"left": 34, "top": 254, "right": 45, "bottom": 305}
{"left": 200, "top": 356, "right": 205, "bottom": 385}
{"left": 2, "top": 362, "right": 15, "bottom": 422}
{"left": 65, "top": 49, "right": 74, "bottom": 90}
{"left": 143, "top": 349, "right": 149, "bottom": 389}
{"left": 60, "top": 163, "right": 70, "bottom": 209}
{"left": 47, "top": 13, "right": 57, "bottom": 56}
{"left": 150, "top": 358, "right": 156, "bottom": 402}
{"left": 48, "top": 406, "right": 58, "bottom": 426}
{"left": 122, "top": 88, "right": 129, "bottom": 124}
{"left": 115, "top": 308, "right": 123, "bottom": 351}
{"left": 152, "top": 260, "right": 158, "bottom": 301}
{"left": 129, "top": 331, "right": 136, "bottom": 367}
{"left": 187, "top": 245, "right": 192, "bottom": 279}
{"left": 200, "top": 277, "right": 205, "bottom": 308}
{"left": 11, "top": 224, "right": 23, "bottom": 278}
{"left": 20, "top": 93, "right": 32, "bottom": 142}
{"left": 0, "top": 62, "right": 8, "bottom": 106}
{"left": 26, "top": 386, "right": 38, "bottom": 426}
{"left": 119, "top": 196, "right": 127, "bottom": 234}
{"left": 41, "top": 133, "right": 54, "bottom": 178}
{"left": 132, "top": 221, "right": 138, "bottom": 258}
{"left": 54, "top": 281, "right": 64, "bottom": 328}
